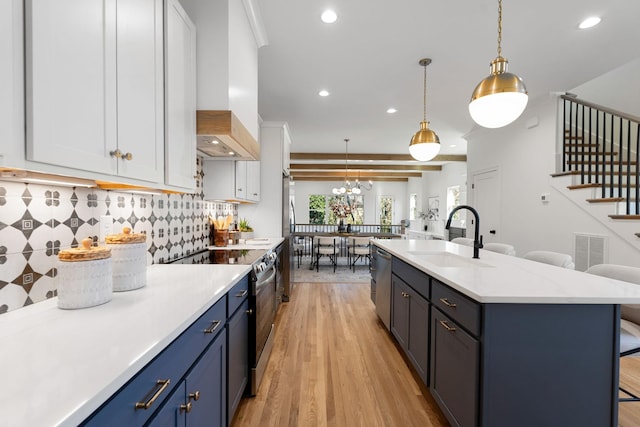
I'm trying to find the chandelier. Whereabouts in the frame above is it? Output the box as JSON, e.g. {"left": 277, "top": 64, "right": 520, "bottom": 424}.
{"left": 331, "top": 139, "right": 373, "bottom": 195}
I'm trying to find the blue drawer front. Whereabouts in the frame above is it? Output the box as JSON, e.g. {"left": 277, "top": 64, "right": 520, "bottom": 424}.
{"left": 228, "top": 275, "right": 249, "bottom": 315}
{"left": 82, "top": 296, "right": 227, "bottom": 426}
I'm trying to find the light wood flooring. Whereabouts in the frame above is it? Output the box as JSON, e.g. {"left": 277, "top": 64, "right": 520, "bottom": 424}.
{"left": 232, "top": 281, "right": 640, "bottom": 427}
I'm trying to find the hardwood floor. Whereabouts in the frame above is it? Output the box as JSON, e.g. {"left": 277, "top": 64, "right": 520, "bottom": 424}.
{"left": 231, "top": 280, "right": 640, "bottom": 427}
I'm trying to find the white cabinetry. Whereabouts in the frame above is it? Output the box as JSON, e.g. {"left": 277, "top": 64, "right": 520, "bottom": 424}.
{"left": 203, "top": 160, "right": 260, "bottom": 203}
{"left": 0, "top": 0, "right": 23, "bottom": 165}
{"left": 236, "top": 161, "right": 260, "bottom": 202}
{"left": 25, "top": 0, "right": 164, "bottom": 183}
{"left": 164, "top": 0, "right": 197, "bottom": 190}
{"left": 260, "top": 122, "right": 291, "bottom": 176}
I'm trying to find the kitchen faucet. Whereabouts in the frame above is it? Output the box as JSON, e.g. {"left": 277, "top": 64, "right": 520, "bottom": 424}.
{"left": 446, "top": 205, "right": 483, "bottom": 259}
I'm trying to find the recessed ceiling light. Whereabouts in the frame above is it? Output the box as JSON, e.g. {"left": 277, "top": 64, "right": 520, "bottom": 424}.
{"left": 321, "top": 10, "right": 337, "bottom": 24}
{"left": 318, "top": 90, "right": 330, "bottom": 97}
{"left": 387, "top": 108, "right": 397, "bottom": 114}
{"left": 579, "top": 16, "right": 601, "bottom": 29}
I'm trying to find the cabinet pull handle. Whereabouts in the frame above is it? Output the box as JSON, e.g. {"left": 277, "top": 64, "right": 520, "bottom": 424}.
{"left": 246, "top": 309, "right": 253, "bottom": 315}
{"left": 236, "top": 290, "right": 248, "bottom": 298}
{"left": 401, "top": 291, "right": 410, "bottom": 298}
{"left": 204, "top": 320, "right": 221, "bottom": 334}
{"left": 180, "top": 402, "right": 192, "bottom": 413}
{"left": 109, "top": 149, "right": 133, "bottom": 161}
{"left": 439, "top": 298, "right": 457, "bottom": 308}
{"left": 439, "top": 320, "right": 457, "bottom": 332}
{"left": 188, "top": 391, "right": 200, "bottom": 402}
{"left": 135, "top": 379, "right": 171, "bottom": 410}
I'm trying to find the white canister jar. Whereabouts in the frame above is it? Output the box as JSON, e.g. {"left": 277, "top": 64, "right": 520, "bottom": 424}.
{"left": 105, "top": 227, "right": 147, "bottom": 291}
{"left": 57, "top": 238, "right": 112, "bottom": 309}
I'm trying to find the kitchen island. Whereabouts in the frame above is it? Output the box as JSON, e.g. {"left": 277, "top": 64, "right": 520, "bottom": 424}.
{"left": 372, "top": 239, "right": 640, "bottom": 427}
{"left": 0, "top": 263, "right": 251, "bottom": 427}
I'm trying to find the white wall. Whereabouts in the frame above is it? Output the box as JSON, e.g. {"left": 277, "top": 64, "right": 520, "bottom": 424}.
{"left": 466, "top": 86, "right": 640, "bottom": 266}
{"left": 419, "top": 162, "right": 468, "bottom": 236}
{"left": 292, "top": 180, "right": 407, "bottom": 225}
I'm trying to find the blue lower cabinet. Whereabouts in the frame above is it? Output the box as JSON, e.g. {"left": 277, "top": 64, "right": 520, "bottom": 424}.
{"left": 146, "top": 380, "right": 187, "bottom": 427}
{"left": 185, "top": 330, "right": 227, "bottom": 427}
{"left": 227, "top": 299, "right": 249, "bottom": 424}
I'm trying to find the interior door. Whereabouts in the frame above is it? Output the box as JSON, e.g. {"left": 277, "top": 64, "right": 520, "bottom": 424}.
{"left": 471, "top": 168, "right": 500, "bottom": 243}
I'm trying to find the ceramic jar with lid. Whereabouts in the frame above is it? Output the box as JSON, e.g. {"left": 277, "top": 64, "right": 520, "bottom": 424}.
{"left": 105, "top": 227, "right": 147, "bottom": 291}
{"left": 57, "top": 238, "right": 113, "bottom": 309}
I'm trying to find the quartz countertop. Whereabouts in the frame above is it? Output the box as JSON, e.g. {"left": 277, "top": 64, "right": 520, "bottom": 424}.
{"left": 0, "top": 264, "right": 251, "bottom": 427}
{"left": 207, "top": 236, "right": 284, "bottom": 251}
{"left": 373, "top": 239, "right": 640, "bottom": 304}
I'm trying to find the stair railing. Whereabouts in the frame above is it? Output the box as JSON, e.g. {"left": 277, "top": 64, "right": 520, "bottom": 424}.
{"left": 561, "top": 94, "right": 640, "bottom": 215}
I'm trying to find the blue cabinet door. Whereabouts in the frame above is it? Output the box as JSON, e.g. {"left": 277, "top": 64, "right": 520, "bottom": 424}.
{"left": 185, "top": 329, "right": 227, "bottom": 427}
{"left": 390, "top": 274, "right": 409, "bottom": 351}
{"left": 227, "top": 299, "right": 249, "bottom": 424}
{"left": 146, "top": 380, "right": 187, "bottom": 427}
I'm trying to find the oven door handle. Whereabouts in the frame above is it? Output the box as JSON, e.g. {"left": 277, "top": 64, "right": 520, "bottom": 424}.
{"left": 255, "top": 265, "right": 276, "bottom": 291}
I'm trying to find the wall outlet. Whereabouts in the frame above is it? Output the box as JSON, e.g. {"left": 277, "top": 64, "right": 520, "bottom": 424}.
{"left": 541, "top": 193, "right": 550, "bottom": 203}
{"left": 99, "top": 215, "right": 113, "bottom": 242}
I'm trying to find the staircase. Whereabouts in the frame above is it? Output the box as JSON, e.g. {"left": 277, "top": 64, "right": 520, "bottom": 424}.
{"left": 551, "top": 94, "right": 640, "bottom": 246}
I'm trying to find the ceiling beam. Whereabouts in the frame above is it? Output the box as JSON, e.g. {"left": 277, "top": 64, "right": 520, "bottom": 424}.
{"left": 290, "top": 163, "right": 442, "bottom": 171}
{"left": 292, "top": 176, "right": 409, "bottom": 182}
{"left": 290, "top": 153, "right": 467, "bottom": 162}
{"left": 291, "top": 171, "right": 422, "bottom": 179}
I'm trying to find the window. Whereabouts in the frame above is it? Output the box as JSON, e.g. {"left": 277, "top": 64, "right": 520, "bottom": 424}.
{"left": 309, "top": 195, "right": 326, "bottom": 224}
{"left": 447, "top": 185, "right": 461, "bottom": 220}
{"left": 379, "top": 196, "right": 393, "bottom": 232}
{"left": 308, "top": 194, "right": 364, "bottom": 225}
{"left": 409, "top": 193, "right": 417, "bottom": 220}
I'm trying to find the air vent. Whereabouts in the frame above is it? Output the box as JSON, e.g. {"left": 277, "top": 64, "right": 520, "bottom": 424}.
{"left": 574, "top": 233, "right": 608, "bottom": 272}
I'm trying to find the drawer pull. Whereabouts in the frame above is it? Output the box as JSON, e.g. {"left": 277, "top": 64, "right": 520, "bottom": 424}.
{"left": 189, "top": 391, "right": 200, "bottom": 401}
{"left": 439, "top": 320, "right": 457, "bottom": 332}
{"left": 439, "top": 298, "right": 457, "bottom": 308}
{"left": 135, "top": 379, "right": 170, "bottom": 410}
{"left": 236, "top": 289, "right": 248, "bottom": 298}
{"left": 180, "top": 402, "right": 192, "bottom": 413}
{"left": 204, "top": 320, "right": 221, "bottom": 334}
{"left": 246, "top": 309, "right": 253, "bottom": 315}
{"left": 401, "top": 291, "right": 410, "bottom": 298}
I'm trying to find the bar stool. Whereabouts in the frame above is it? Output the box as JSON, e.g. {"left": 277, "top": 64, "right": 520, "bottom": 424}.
{"left": 451, "top": 237, "right": 474, "bottom": 246}
{"left": 348, "top": 237, "right": 371, "bottom": 272}
{"left": 315, "top": 236, "right": 337, "bottom": 272}
{"left": 483, "top": 242, "right": 516, "bottom": 256}
{"left": 523, "top": 250, "right": 575, "bottom": 269}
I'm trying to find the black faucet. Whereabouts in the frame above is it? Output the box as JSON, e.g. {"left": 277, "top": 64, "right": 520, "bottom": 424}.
{"left": 446, "top": 205, "right": 483, "bottom": 259}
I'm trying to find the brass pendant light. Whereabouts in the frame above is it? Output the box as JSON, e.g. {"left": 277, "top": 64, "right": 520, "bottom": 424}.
{"left": 409, "top": 58, "right": 441, "bottom": 161}
{"left": 469, "top": 0, "right": 528, "bottom": 128}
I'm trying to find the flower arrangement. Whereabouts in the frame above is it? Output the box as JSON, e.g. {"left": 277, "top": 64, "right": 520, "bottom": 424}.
{"left": 329, "top": 199, "right": 352, "bottom": 218}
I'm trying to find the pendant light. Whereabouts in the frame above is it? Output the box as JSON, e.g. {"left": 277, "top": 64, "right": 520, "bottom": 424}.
{"left": 409, "top": 58, "right": 440, "bottom": 161}
{"left": 331, "top": 139, "right": 373, "bottom": 195}
{"left": 469, "top": 0, "right": 528, "bottom": 128}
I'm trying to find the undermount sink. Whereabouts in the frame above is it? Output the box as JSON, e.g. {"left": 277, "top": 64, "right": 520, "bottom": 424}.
{"left": 406, "top": 251, "right": 493, "bottom": 268}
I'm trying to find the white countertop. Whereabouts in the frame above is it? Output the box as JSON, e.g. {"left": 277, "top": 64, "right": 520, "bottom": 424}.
{"left": 0, "top": 264, "right": 251, "bottom": 427}
{"left": 207, "top": 236, "right": 285, "bottom": 251}
{"left": 373, "top": 239, "right": 640, "bottom": 304}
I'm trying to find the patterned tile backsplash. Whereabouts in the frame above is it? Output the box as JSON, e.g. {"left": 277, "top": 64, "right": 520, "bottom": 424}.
{"left": 0, "top": 159, "right": 237, "bottom": 315}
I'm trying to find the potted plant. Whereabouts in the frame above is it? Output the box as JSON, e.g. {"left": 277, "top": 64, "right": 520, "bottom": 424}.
{"left": 238, "top": 218, "right": 254, "bottom": 241}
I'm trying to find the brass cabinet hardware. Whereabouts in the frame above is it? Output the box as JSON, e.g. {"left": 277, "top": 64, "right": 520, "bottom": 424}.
{"left": 188, "top": 391, "right": 200, "bottom": 401}
{"left": 439, "top": 298, "right": 457, "bottom": 308}
{"left": 180, "top": 402, "right": 192, "bottom": 413}
{"left": 236, "top": 290, "right": 248, "bottom": 298}
{"left": 109, "top": 149, "right": 133, "bottom": 161}
{"left": 246, "top": 309, "right": 253, "bottom": 315}
{"left": 134, "top": 379, "right": 170, "bottom": 410}
{"left": 204, "top": 320, "right": 221, "bottom": 334}
{"left": 439, "top": 320, "right": 457, "bottom": 332}
{"left": 401, "top": 291, "right": 410, "bottom": 298}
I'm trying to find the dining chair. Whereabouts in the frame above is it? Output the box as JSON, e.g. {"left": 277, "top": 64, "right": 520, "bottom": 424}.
{"left": 586, "top": 263, "right": 640, "bottom": 402}
{"left": 451, "top": 237, "right": 475, "bottom": 247}
{"left": 523, "top": 250, "right": 575, "bottom": 269}
{"left": 483, "top": 242, "right": 516, "bottom": 256}
{"left": 349, "top": 237, "right": 371, "bottom": 272}
{"left": 315, "top": 236, "right": 337, "bottom": 272}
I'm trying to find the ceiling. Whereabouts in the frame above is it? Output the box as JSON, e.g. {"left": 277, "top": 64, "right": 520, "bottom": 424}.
{"left": 255, "top": 0, "right": 640, "bottom": 182}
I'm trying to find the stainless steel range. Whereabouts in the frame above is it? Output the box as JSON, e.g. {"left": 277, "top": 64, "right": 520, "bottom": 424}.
{"left": 171, "top": 248, "right": 278, "bottom": 396}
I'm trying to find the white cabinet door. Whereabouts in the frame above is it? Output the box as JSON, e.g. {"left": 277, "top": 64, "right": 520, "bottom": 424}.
{"left": 246, "top": 160, "right": 260, "bottom": 201}
{"left": 203, "top": 160, "right": 237, "bottom": 201}
{"left": 282, "top": 124, "right": 291, "bottom": 176}
{"left": 26, "top": 0, "right": 164, "bottom": 183}
{"left": 235, "top": 160, "right": 248, "bottom": 200}
{"left": 26, "top": 0, "right": 118, "bottom": 175}
{"left": 164, "top": 0, "right": 196, "bottom": 190}
{"left": 116, "top": 0, "right": 164, "bottom": 182}
{"left": 0, "top": 0, "right": 24, "bottom": 164}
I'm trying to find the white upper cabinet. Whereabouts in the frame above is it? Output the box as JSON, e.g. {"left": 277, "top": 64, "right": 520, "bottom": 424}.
{"left": 0, "top": 0, "right": 24, "bottom": 165}
{"left": 164, "top": 0, "right": 197, "bottom": 190}
{"left": 236, "top": 160, "right": 260, "bottom": 202}
{"left": 260, "top": 122, "right": 292, "bottom": 176}
{"left": 25, "top": 0, "right": 164, "bottom": 183}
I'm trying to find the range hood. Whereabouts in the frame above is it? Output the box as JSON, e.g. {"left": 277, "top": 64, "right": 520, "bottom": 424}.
{"left": 197, "top": 110, "right": 260, "bottom": 160}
